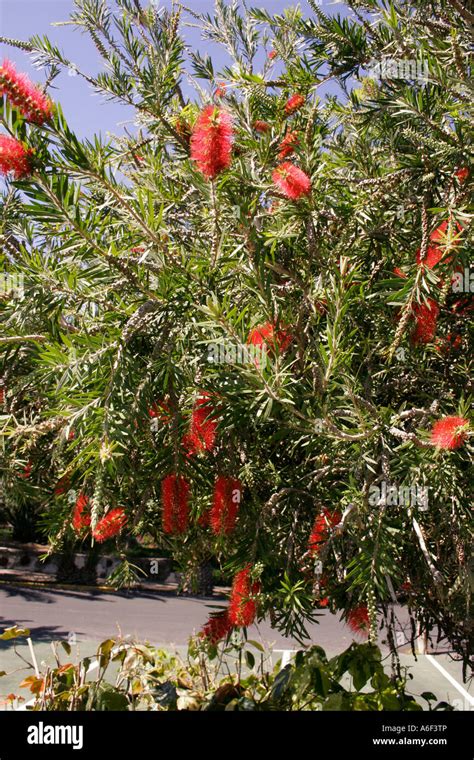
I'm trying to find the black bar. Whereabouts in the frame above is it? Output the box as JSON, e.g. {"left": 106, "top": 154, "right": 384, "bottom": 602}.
{"left": 0, "top": 710, "right": 471, "bottom": 758}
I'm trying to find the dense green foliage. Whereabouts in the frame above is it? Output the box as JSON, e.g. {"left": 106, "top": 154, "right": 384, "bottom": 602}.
{"left": 0, "top": 0, "right": 472, "bottom": 673}
{"left": 1, "top": 626, "right": 451, "bottom": 711}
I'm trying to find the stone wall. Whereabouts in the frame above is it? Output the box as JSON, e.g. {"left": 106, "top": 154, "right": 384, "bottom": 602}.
{"left": 0, "top": 543, "right": 172, "bottom": 584}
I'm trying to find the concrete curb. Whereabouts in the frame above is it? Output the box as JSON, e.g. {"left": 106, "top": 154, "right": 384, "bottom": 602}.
{"left": 0, "top": 573, "right": 230, "bottom": 598}
{"left": 0, "top": 542, "right": 171, "bottom": 583}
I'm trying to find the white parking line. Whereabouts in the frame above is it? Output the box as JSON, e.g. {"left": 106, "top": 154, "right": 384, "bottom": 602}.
{"left": 273, "top": 649, "right": 474, "bottom": 709}
{"left": 425, "top": 655, "right": 474, "bottom": 706}
{"left": 273, "top": 648, "right": 296, "bottom": 669}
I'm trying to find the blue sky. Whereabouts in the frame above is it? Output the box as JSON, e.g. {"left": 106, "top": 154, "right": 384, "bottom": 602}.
{"left": 0, "top": 1, "right": 350, "bottom": 138}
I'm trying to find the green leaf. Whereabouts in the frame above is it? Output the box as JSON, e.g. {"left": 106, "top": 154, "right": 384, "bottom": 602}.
{"left": 245, "top": 650, "right": 255, "bottom": 670}
{"left": 247, "top": 640, "right": 265, "bottom": 652}
{"left": 0, "top": 626, "right": 30, "bottom": 640}
{"left": 94, "top": 683, "right": 129, "bottom": 711}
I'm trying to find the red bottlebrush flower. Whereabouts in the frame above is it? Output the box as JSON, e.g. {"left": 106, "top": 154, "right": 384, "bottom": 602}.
{"left": 92, "top": 508, "right": 127, "bottom": 543}
{"left": 411, "top": 299, "right": 439, "bottom": 345}
{"left": 190, "top": 105, "right": 233, "bottom": 180}
{"left": 451, "top": 297, "right": 474, "bottom": 317}
{"left": 278, "top": 130, "right": 299, "bottom": 160}
{"left": 199, "top": 609, "right": 233, "bottom": 645}
{"left": 72, "top": 492, "right": 91, "bottom": 533}
{"left": 228, "top": 565, "right": 260, "bottom": 627}
{"left": 285, "top": 93, "right": 305, "bottom": 115}
{"left": 416, "top": 245, "right": 450, "bottom": 270}
{"left": 0, "top": 386, "right": 4, "bottom": 404}
{"left": 430, "top": 219, "right": 463, "bottom": 246}
{"left": 455, "top": 167, "right": 469, "bottom": 183}
{"left": 431, "top": 416, "right": 468, "bottom": 450}
{"left": 315, "top": 575, "right": 330, "bottom": 608}
{"left": 308, "top": 508, "right": 341, "bottom": 556}
{"left": 393, "top": 267, "right": 407, "bottom": 278}
{"left": 148, "top": 398, "right": 172, "bottom": 423}
{"left": 19, "top": 460, "right": 32, "bottom": 479}
{"left": 346, "top": 606, "right": 370, "bottom": 638}
{"left": 181, "top": 432, "right": 197, "bottom": 459}
{"left": 435, "top": 332, "right": 463, "bottom": 354}
{"left": 268, "top": 50, "right": 277, "bottom": 60}
{"left": 416, "top": 220, "right": 463, "bottom": 269}
{"left": 215, "top": 81, "right": 227, "bottom": 98}
{"left": 253, "top": 120, "right": 270, "bottom": 134}
{"left": 247, "top": 321, "right": 293, "bottom": 356}
{"left": 0, "top": 135, "right": 32, "bottom": 179}
{"left": 54, "top": 475, "right": 70, "bottom": 496}
{"left": 272, "top": 162, "right": 311, "bottom": 200}
{"left": 161, "top": 474, "right": 190, "bottom": 534}
{"left": 210, "top": 476, "right": 242, "bottom": 535}
{"left": 186, "top": 392, "right": 217, "bottom": 454}
{"left": 197, "top": 509, "right": 210, "bottom": 528}
{"left": 0, "top": 59, "right": 52, "bottom": 124}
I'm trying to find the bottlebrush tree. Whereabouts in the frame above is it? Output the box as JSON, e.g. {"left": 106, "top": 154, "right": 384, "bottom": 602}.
{"left": 0, "top": 0, "right": 472, "bottom": 675}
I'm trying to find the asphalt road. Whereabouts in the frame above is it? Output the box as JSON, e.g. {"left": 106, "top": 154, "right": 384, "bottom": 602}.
{"left": 0, "top": 583, "right": 351, "bottom": 647}
{"left": 0, "top": 583, "right": 472, "bottom": 710}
